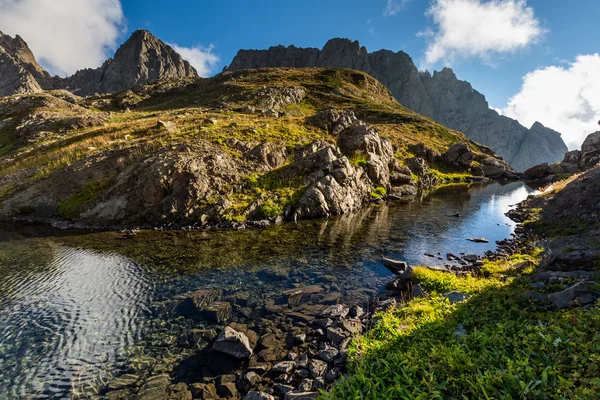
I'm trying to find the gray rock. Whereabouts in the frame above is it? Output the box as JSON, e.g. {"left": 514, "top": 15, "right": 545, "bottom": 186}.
{"left": 308, "top": 359, "right": 328, "bottom": 378}
{"left": 285, "top": 392, "right": 319, "bottom": 400}
{"left": 321, "top": 304, "right": 349, "bottom": 319}
{"left": 548, "top": 281, "right": 595, "bottom": 309}
{"left": 443, "top": 292, "right": 470, "bottom": 304}
{"left": 297, "top": 378, "right": 313, "bottom": 392}
{"left": 244, "top": 392, "right": 276, "bottom": 400}
{"left": 212, "top": 327, "right": 253, "bottom": 359}
{"left": 442, "top": 143, "right": 474, "bottom": 169}
{"left": 325, "top": 367, "right": 341, "bottom": 383}
{"left": 318, "top": 344, "right": 339, "bottom": 362}
{"left": 453, "top": 323, "right": 467, "bottom": 341}
{"left": 411, "top": 284, "right": 427, "bottom": 298}
{"left": 272, "top": 361, "right": 297, "bottom": 374}
{"left": 381, "top": 257, "right": 408, "bottom": 274}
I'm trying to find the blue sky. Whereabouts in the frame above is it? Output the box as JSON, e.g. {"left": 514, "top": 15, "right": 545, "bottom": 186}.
{"left": 0, "top": 0, "right": 598, "bottom": 148}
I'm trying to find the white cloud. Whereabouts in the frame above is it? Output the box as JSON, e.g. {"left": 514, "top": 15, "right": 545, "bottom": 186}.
{"left": 168, "top": 44, "right": 220, "bottom": 77}
{"left": 504, "top": 54, "right": 600, "bottom": 150}
{"left": 0, "top": 0, "right": 126, "bottom": 76}
{"left": 421, "top": 0, "right": 544, "bottom": 66}
{"left": 491, "top": 107, "right": 503, "bottom": 115}
{"left": 383, "top": 0, "right": 413, "bottom": 16}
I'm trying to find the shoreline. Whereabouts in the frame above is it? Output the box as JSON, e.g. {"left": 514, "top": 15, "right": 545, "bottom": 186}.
{"left": 97, "top": 185, "right": 534, "bottom": 400}
{"left": 0, "top": 179, "right": 521, "bottom": 234}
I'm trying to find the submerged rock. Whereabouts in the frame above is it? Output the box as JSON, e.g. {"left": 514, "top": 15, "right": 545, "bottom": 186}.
{"left": 212, "top": 327, "right": 253, "bottom": 359}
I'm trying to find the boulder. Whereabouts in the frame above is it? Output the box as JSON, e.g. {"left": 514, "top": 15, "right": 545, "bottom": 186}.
{"left": 442, "top": 143, "right": 474, "bottom": 169}
{"left": 309, "top": 108, "right": 359, "bottom": 135}
{"left": 172, "top": 290, "right": 220, "bottom": 317}
{"left": 244, "top": 392, "right": 276, "bottom": 400}
{"left": 381, "top": 258, "right": 408, "bottom": 274}
{"left": 580, "top": 131, "right": 600, "bottom": 170}
{"left": 212, "top": 327, "right": 253, "bottom": 359}
{"left": 524, "top": 163, "right": 552, "bottom": 180}
{"left": 548, "top": 281, "right": 596, "bottom": 309}
{"left": 244, "top": 142, "right": 289, "bottom": 171}
{"left": 408, "top": 143, "right": 439, "bottom": 163}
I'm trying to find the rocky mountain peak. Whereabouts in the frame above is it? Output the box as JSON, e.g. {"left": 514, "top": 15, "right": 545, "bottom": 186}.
{"left": 0, "top": 32, "right": 46, "bottom": 97}
{"left": 228, "top": 38, "right": 568, "bottom": 171}
{"left": 60, "top": 30, "right": 198, "bottom": 96}
{"left": 0, "top": 29, "right": 199, "bottom": 98}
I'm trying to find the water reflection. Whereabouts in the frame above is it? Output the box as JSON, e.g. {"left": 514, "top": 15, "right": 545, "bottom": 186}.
{"left": 0, "top": 182, "right": 537, "bottom": 398}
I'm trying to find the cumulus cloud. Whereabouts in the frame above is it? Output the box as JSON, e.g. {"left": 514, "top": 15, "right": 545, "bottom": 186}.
{"left": 504, "top": 54, "right": 600, "bottom": 150}
{"left": 421, "top": 0, "right": 544, "bottom": 66}
{"left": 491, "top": 107, "right": 503, "bottom": 116}
{"left": 383, "top": 0, "right": 413, "bottom": 16}
{"left": 169, "top": 44, "right": 220, "bottom": 77}
{"left": 0, "top": 0, "right": 125, "bottom": 77}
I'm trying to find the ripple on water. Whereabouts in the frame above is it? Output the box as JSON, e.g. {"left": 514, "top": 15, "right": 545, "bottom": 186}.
{"left": 0, "top": 244, "right": 154, "bottom": 398}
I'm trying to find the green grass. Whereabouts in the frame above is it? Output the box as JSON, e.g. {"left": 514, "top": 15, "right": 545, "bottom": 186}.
{"left": 325, "top": 252, "right": 600, "bottom": 399}
{"left": 350, "top": 153, "right": 369, "bottom": 168}
{"left": 429, "top": 168, "right": 478, "bottom": 183}
{"left": 370, "top": 187, "right": 387, "bottom": 199}
{"left": 57, "top": 176, "right": 115, "bottom": 220}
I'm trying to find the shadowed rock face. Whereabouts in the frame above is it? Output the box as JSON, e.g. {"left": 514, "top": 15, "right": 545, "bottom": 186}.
{"left": 0, "top": 30, "right": 198, "bottom": 97}
{"left": 523, "top": 131, "right": 600, "bottom": 180}
{"left": 0, "top": 32, "right": 45, "bottom": 97}
{"left": 60, "top": 30, "right": 199, "bottom": 96}
{"left": 228, "top": 38, "right": 568, "bottom": 171}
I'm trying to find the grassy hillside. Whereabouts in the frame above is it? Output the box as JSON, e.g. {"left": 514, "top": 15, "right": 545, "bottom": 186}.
{"left": 0, "top": 68, "right": 511, "bottom": 227}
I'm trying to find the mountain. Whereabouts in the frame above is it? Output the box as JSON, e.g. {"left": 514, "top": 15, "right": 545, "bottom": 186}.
{"left": 60, "top": 30, "right": 198, "bottom": 96}
{"left": 0, "top": 30, "right": 198, "bottom": 97}
{"left": 228, "top": 38, "right": 568, "bottom": 171}
{"left": 0, "top": 32, "right": 45, "bottom": 97}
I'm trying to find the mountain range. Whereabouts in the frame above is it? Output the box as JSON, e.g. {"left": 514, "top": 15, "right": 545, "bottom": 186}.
{"left": 0, "top": 30, "right": 567, "bottom": 171}
{"left": 228, "top": 39, "right": 568, "bottom": 171}
{"left": 0, "top": 29, "right": 197, "bottom": 98}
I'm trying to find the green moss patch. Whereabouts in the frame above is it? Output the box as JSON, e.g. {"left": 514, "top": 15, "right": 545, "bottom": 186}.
{"left": 58, "top": 176, "right": 115, "bottom": 220}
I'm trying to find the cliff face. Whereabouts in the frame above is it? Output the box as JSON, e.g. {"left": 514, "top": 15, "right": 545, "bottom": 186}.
{"left": 61, "top": 30, "right": 198, "bottom": 96}
{"left": 0, "top": 30, "right": 198, "bottom": 98}
{"left": 0, "top": 32, "right": 45, "bottom": 97}
{"left": 228, "top": 38, "right": 568, "bottom": 171}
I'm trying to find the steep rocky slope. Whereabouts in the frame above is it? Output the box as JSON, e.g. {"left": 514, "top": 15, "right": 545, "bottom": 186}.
{"left": 0, "top": 30, "right": 198, "bottom": 97}
{"left": 0, "top": 32, "right": 45, "bottom": 97}
{"left": 0, "top": 68, "right": 514, "bottom": 229}
{"left": 228, "top": 38, "right": 568, "bottom": 171}
{"left": 524, "top": 131, "right": 600, "bottom": 181}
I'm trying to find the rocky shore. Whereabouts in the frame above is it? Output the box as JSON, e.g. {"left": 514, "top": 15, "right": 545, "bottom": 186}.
{"left": 99, "top": 232, "right": 524, "bottom": 400}
{"left": 97, "top": 163, "right": 600, "bottom": 399}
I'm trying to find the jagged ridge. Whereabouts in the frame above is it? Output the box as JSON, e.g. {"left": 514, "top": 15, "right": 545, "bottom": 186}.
{"left": 228, "top": 38, "right": 568, "bottom": 171}
{"left": 0, "top": 29, "right": 199, "bottom": 97}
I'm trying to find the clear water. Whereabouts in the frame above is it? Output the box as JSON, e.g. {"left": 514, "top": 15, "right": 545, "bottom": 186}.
{"left": 0, "top": 181, "right": 537, "bottom": 399}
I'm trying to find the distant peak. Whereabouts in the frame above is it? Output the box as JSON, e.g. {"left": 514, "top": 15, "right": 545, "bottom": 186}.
{"left": 323, "top": 38, "right": 361, "bottom": 50}
{"left": 433, "top": 67, "right": 456, "bottom": 79}
{"left": 531, "top": 121, "right": 545, "bottom": 129}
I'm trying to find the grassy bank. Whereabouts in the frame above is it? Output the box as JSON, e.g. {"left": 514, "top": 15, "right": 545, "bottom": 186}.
{"left": 326, "top": 252, "right": 600, "bottom": 399}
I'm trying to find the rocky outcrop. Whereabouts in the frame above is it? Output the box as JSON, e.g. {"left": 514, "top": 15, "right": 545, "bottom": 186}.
{"left": 0, "top": 92, "right": 108, "bottom": 145}
{"left": 0, "top": 41, "right": 43, "bottom": 97}
{"left": 228, "top": 38, "right": 568, "bottom": 171}
{"left": 524, "top": 131, "right": 600, "bottom": 180}
{"left": 0, "top": 30, "right": 198, "bottom": 97}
